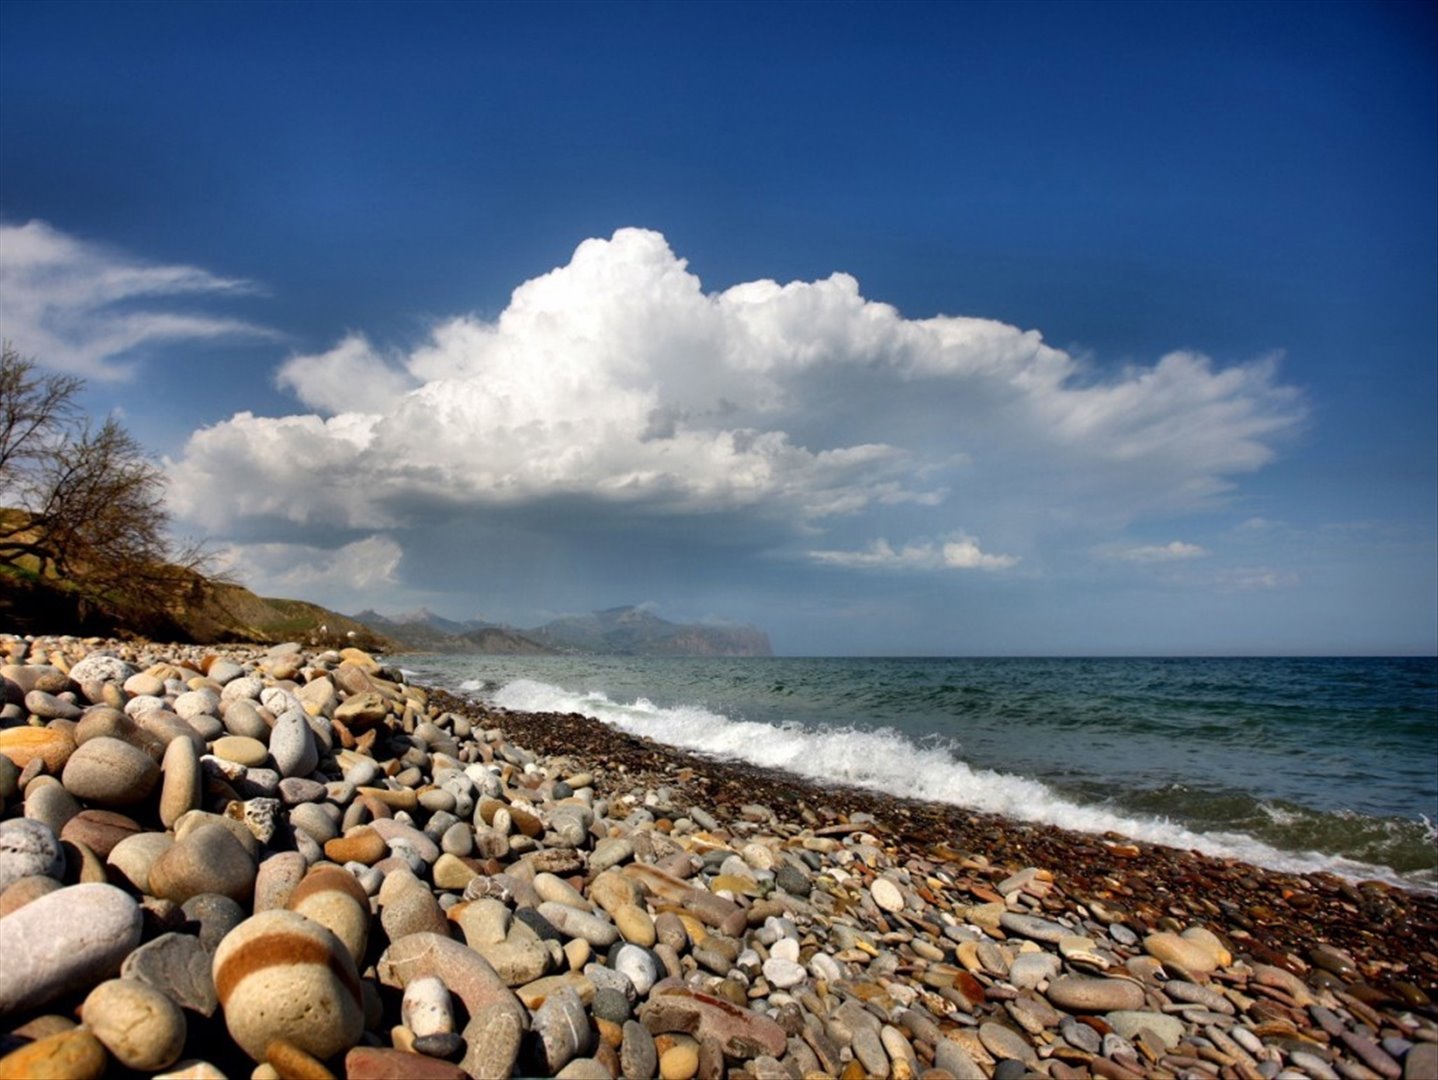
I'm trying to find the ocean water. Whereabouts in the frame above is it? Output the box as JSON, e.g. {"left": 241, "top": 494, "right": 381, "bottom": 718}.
{"left": 399, "top": 654, "right": 1438, "bottom": 889}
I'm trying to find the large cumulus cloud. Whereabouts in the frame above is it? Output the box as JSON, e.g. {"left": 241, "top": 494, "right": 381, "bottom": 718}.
{"left": 167, "top": 228, "right": 1304, "bottom": 570}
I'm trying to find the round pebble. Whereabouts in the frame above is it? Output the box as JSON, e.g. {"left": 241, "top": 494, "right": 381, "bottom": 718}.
{"left": 212, "top": 909, "right": 364, "bottom": 1062}
{"left": 82, "top": 977, "right": 187, "bottom": 1070}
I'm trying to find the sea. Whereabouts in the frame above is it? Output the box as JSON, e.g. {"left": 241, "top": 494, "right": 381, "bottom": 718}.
{"left": 395, "top": 654, "right": 1438, "bottom": 891}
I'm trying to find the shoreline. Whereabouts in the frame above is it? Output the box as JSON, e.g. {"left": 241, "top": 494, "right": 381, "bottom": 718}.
{"left": 440, "top": 689, "right": 1438, "bottom": 999}
{"left": 1, "top": 635, "right": 1435, "bottom": 1079}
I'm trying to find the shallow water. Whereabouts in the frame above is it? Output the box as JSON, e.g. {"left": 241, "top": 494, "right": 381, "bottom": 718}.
{"left": 400, "top": 654, "right": 1438, "bottom": 888}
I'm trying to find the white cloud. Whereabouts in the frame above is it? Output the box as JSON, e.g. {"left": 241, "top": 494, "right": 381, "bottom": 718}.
{"left": 1097, "top": 540, "right": 1210, "bottom": 562}
{"left": 1214, "top": 566, "right": 1300, "bottom": 591}
{"left": 167, "top": 228, "right": 1304, "bottom": 561}
{"left": 214, "top": 534, "right": 403, "bottom": 599}
{"left": 809, "top": 533, "right": 1019, "bottom": 572}
{"left": 276, "top": 333, "right": 417, "bottom": 414}
{"left": 0, "top": 219, "right": 273, "bottom": 379}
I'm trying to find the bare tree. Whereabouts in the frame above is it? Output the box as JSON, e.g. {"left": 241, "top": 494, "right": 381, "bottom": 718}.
{"left": 0, "top": 343, "right": 202, "bottom": 621}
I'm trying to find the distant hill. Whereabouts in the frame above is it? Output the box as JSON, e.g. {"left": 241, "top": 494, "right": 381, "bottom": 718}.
{"left": 2, "top": 559, "right": 389, "bottom": 650}
{"left": 352, "top": 609, "right": 552, "bottom": 655}
{"left": 353, "top": 604, "right": 772, "bottom": 657}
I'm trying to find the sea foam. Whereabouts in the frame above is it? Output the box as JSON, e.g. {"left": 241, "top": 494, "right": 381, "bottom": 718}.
{"left": 488, "top": 676, "right": 1421, "bottom": 887}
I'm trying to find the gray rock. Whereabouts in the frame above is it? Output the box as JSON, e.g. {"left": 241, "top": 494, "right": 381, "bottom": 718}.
{"left": 181, "top": 894, "right": 246, "bottom": 952}
{"left": 269, "top": 709, "right": 318, "bottom": 778}
{"left": 0, "top": 818, "right": 64, "bottom": 890}
{"left": 0, "top": 882, "right": 142, "bottom": 1014}
{"left": 999, "top": 911, "right": 1069, "bottom": 944}
{"left": 530, "top": 985, "right": 590, "bottom": 1074}
{"left": 621, "top": 1020, "right": 658, "bottom": 1080}
{"left": 121, "top": 931, "right": 218, "bottom": 1016}
{"left": 1104, "top": 1010, "right": 1186, "bottom": 1049}
{"left": 68, "top": 655, "right": 137, "bottom": 686}
{"left": 25, "top": 690, "right": 83, "bottom": 720}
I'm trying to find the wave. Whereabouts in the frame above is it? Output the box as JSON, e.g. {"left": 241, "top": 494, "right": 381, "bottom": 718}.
{"left": 485, "top": 677, "right": 1434, "bottom": 889}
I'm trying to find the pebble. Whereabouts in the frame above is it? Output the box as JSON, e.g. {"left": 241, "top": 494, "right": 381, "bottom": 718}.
{"left": 61, "top": 736, "right": 160, "bottom": 805}
{"left": 0, "top": 1028, "right": 108, "bottom": 1080}
{"left": 0, "top": 817, "right": 63, "bottom": 888}
{"left": 1105, "top": 1010, "right": 1187, "bottom": 1048}
{"left": 212, "top": 908, "right": 364, "bottom": 1062}
{"left": 121, "top": 931, "right": 219, "bottom": 1016}
{"left": 1046, "top": 974, "right": 1145, "bottom": 1012}
{"left": 402, "top": 975, "right": 455, "bottom": 1037}
{"left": 81, "top": 977, "right": 187, "bottom": 1070}
{"left": 149, "top": 822, "right": 257, "bottom": 905}
{"left": 0, "top": 883, "right": 142, "bottom": 1013}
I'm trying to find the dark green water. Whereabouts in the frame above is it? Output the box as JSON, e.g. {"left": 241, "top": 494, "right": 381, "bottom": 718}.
{"left": 403, "top": 655, "right": 1438, "bottom": 888}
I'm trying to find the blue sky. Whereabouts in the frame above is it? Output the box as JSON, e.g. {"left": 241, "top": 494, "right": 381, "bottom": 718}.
{"left": 2, "top": 0, "right": 1434, "bottom": 654}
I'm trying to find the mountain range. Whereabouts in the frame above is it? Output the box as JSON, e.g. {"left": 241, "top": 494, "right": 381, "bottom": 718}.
{"left": 351, "top": 605, "right": 772, "bottom": 657}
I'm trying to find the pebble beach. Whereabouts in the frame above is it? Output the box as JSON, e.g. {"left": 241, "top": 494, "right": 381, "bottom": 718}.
{"left": 0, "top": 636, "right": 1435, "bottom": 1080}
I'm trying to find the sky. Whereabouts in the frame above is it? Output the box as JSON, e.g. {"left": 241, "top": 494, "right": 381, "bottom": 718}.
{"left": 1, "top": 0, "right": 1434, "bottom": 655}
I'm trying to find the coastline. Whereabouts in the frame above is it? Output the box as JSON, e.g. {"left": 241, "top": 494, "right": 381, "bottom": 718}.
{"left": 1, "top": 636, "right": 1435, "bottom": 1079}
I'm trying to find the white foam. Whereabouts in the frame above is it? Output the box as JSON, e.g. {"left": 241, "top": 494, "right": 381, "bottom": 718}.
{"left": 488, "top": 677, "right": 1422, "bottom": 887}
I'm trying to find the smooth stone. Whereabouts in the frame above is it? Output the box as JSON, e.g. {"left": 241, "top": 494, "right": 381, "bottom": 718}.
{"left": 325, "top": 826, "right": 389, "bottom": 865}
{"left": 158, "top": 736, "right": 202, "bottom": 828}
{"left": 1060, "top": 1016, "right": 1102, "bottom": 1053}
{"left": 1046, "top": 975, "right": 1145, "bottom": 1013}
{"left": 149, "top": 823, "right": 256, "bottom": 905}
{"left": 268, "top": 709, "right": 318, "bottom": 779}
{"left": 254, "top": 851, "right": 308, "bottom": 912}
{"left": 121, "top": 931, "right": 218, "bottom": 1016}
{"left": 377, "top": 932, "right": 529, "bottom": 1080}
{"left": 538, "top": 901, "right": 620, "bottom": 947}
{"left": 531, "top": 985, "right": 591, "bottom": 1073}
{"left": 0, "top": 883, "right": 142, "bottom": 1014}
{"left": 287, "top": 863, "right": 371, "bottom": 965}
{"left": 1182, "top": 926, "right": 1232, "bottom": 967}
{"left": 0, "top": 1028, "right": 107, "bottom": 1080}
{"left": 81, "top": 977, "right": 186, "bottom": 1070}
{"left": 1104, "top": 1010, "right": 1186, "bottom": 1049}
{"left": 181, "top": 894, "right": 246, "bottom": 953}
{"left": 762, "top": 956, "right": 807, "bottom": 989}
{"left": 289, "top": 802, "right": 340, "bottom": 844}
{"left": 22, "top": 780, "right": 81, "bottom": 834}
{"left": 870, "top": 877, "right": 905, "bottom": 913}
{"left": 0, "top": 874, "right": 62, "bottom": 917}
{"left": 402, "top": 975, "right": 455, "bottom": 1038}
{"left": 934, "top": 1036, "right": 986, "bottom": 1080}
{"left": 62, "top": 736, "right": 160, "bottom": 806}
{"left": 211, "top": 735, "right": 268, "bottom": 768}
{"left": 615, "top": 943, "right": 661, "bottom": 996}
{"left": 105, "top": 831, "right": 175, "bottom": 893}
{"left": 659, "top": 1042, "right": 699, "bottom": 1080}
{"left": 979, "top": 1022, "right": 1037, "bottom": 1066}
{"left": 344, "top": 1047, "right": 467, "bottom": 1079}
{"left": 277, "top": 776, "right": 327, "bottom": 805}
{"left": 0, "top": 818, "right": 64, "bottom": 889}
{"left": 433, "top": 852, "right": 478, "bottom": 890}
{"left": 1009, "top": 951, "right": 1061, "bottom": 989}
{"left": 1144, "top": 932, "right": 1218, "bottom": 974}
{"left": 621, "top": 1020, "right": 659, "bottom": 1080}
{"left": 221, "top": 699, "right": 269, "bottom": 740}
{"left": 0, "top": 725, "right": 77, "bottom": 772}
{"left": 212, "top": 909, "right": 364, "bottom": 1062}
{"left": 1000, "top": 912, "right": 1069, "bottom": 944}
{"left": 61, "top": 809, "right": 143, "bottom": 857}
{"left": 380, "top": 868, "right": 449, "bottom": 941}
{"left": 24, "top": 690, "right": 82, "bottom": 720}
